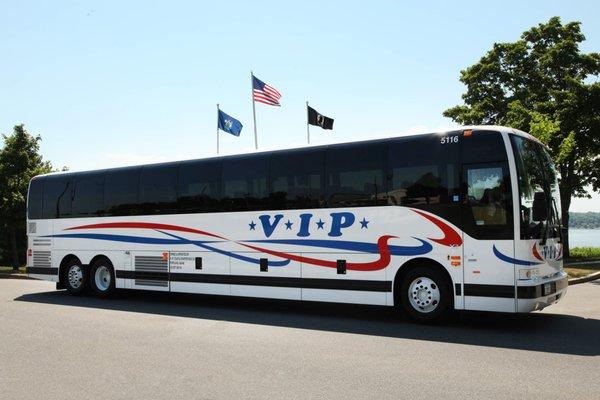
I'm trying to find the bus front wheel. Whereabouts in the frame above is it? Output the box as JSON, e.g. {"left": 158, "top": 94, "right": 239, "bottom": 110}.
{"left": 399, "top": 265, "right": 452, "bottom": 323}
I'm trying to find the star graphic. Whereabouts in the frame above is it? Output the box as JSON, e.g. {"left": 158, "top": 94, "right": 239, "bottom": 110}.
{"left": 316, "top": 219, "right": 325, "bottom": 229}
{"left": 285, "top": 220, "right": 293, "bottom": 230}
{"left": 249, "top": 221, "right": 256, "bottom": 230}
{"left": 359, "top": 218, "right": 370, "bottom": 229}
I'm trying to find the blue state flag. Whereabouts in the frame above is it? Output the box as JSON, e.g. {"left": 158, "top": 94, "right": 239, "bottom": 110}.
{"left": 218, "top": 109, "right": 243, "bottom": 137}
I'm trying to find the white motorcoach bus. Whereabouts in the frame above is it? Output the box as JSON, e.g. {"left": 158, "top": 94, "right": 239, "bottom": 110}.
{"left": 26, "top": 126, "right": 567, "bottom": 322}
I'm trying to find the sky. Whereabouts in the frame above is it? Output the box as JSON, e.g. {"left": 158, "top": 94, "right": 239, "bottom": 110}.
{"left": 1, "top": 0, "right": 599, "bottom": 212}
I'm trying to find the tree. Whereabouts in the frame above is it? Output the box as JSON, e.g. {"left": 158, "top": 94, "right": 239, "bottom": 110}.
{"left": 444, "top": 17, "right": 600, "bottom": 256}
{"left": 0, "top": 125, "right": 52, "bottom": 270}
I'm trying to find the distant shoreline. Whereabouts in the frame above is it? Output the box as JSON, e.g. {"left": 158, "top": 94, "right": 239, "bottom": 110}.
{"left": 569, "top": 212, "right": 600, "bottom": 230}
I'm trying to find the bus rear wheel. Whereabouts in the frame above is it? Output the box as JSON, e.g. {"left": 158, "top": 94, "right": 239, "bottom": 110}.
{"left": 64, "top": 259, "right": 88, "bottom": 295}
{"left": 399, "top": 265, "right": 452, "bottom": 323}
{"left": 89, "top": 258, "right": 115, "bottom": 297}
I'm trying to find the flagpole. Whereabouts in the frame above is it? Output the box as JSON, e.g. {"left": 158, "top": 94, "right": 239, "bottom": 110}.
{"left": 306, "top": 101, "right": 310, "bottom": 145}
{"left": 216, "top": 103, "right": 220, "bottom": 154}
{"left": 251, "top": 71, "right": 258, "bottom": 150}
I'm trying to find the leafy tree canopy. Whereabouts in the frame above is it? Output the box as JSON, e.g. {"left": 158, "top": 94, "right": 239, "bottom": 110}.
{"left": 0, "top": 125, "right": 52, "bottom": 268}
{"left": 444, "top": 17, "right": 600, "bottom": 237}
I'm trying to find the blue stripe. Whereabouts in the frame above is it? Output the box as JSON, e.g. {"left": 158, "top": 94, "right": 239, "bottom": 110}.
{"left": 243, "top": 238, "right": 432, "bottom": 256}
{"left": 493, "top": 245, "right": 542, "bottom": 266}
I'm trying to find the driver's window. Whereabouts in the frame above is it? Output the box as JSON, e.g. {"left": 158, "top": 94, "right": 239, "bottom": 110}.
{"left": 467, "top": 167, "right": 507, "bottom": 226}
{"left": 462, "top": 163, "right": 513, "bottom": 240}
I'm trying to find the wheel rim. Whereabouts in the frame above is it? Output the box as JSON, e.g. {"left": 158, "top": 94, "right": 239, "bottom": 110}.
{"left": 408, "top": 277, "right": 440, "bottom": 313}
{"left": 94, "top": 265, "right": 111, "bottom": 292}
{"left": 67, "top": 265, "right": 83, "bottom": 289}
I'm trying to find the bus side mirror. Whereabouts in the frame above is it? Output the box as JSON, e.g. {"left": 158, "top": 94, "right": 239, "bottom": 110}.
{"left": 532, "top": 192, "right": 548, "bottom": 221}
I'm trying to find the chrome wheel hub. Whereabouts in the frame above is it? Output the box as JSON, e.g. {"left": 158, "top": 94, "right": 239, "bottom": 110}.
{"left": 94, "top": 265, "right": 111, "bottom": 292}
{"left": 408, "top": 277, "right": 440, "bottom": 313}
{"left": 67, "top": 265, "right": 83, "bottom": 289}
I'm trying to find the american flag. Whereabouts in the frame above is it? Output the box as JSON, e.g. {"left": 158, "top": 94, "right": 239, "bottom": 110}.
{"left": 252, "top": 75, "right": 281, "bottom": 106}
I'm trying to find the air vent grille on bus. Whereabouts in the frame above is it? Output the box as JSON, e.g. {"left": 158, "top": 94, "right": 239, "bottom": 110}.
{"left": 32, "top": 238, "right": 51, "bottom": 247}
{"left": 134, "top": 255, "right": 168, "bottom": 287}
{"left": 33, "top": 251, "right": 51, "bottom": 268}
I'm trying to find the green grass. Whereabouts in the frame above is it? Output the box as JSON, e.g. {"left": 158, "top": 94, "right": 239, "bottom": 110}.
{"left": 569, "top": 247, "right": 600, "bottom": 259}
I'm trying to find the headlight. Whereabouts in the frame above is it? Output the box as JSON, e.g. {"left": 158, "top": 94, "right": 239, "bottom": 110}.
{"left": 519, "top": 268, "right": 540, "bottom": 280}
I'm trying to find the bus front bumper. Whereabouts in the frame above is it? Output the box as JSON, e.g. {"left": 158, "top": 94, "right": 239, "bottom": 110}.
{"left": 516, "top": 272, "right": 568, "bottom": 312}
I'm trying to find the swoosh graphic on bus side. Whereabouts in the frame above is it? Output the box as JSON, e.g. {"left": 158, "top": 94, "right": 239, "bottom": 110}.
{"left": 60, "top": 217, "right": 436, "bottom": 270}
{"left": 240, "top": 235, "right": 398, "bottom": 271}
{"left": 157, "top": 230, "right": 291, "bottom": 267}
{"left": 410, "top": 209, "right": 463, "bottom": 247}
{"left": 242, "top": 238, "right": 432, "bottom": 256}
{"left": 47, "top": 233, "right": 221, "bottom": 245}
{"left": 493, "top": 245, "right": 543, "bottom": 266}
{"left": 66, "top": 222, "right": 226, "bottom": 240}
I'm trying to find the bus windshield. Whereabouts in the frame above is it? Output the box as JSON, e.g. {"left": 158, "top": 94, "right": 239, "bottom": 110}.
{"left": 510, "top": 134, "right": 562, "bottom": 240}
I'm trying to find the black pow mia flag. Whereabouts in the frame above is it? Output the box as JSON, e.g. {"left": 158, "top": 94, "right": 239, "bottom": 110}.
{"left": 307, "top": 105, "right": 334, "bottom": 130}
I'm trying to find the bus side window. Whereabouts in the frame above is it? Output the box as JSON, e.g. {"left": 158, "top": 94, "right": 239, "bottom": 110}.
{"left": 269, "top": 149, "right": 324, "bottom": 210}
{"left": 222, "top": 155, "right": 269, "bottom": 212}
{"left": 387, "top": 135, "right": 460, "bottom": 227}
{"left": 139, "top": 164, "right": 178, "bottom": 215}
{"left": 28, "top": 177, "right": 44, "bottom": 219}
{"left": 72, "top": 172, "right": 105, "bottom": 217}
{"left": 178, "top": 160, "right": 222, "bottom": 214}
{"left": 104, "top": 168, "right": 141, "bottom": 216}
{"left": 42, "top": 175, "right": 73, "bottom": 219}
{"left": 325, "top": 142, "right": 386, "bottom": 208}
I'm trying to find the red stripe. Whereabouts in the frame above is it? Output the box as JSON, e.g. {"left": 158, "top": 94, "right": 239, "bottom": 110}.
{"left": 66, "top": 222, "right": 226, "bottom": 240}
{"left": 532, "top": 243, "right": 544, "bottom": 261}
{"left": 253, "top": 92, "right": 279, "bottom": 101}
{"left": 253, "top": 94, "right": 280, "bottom": 105}
{"left": 263, "top": 85, "right": 281, "bottom": 98}
{"left": 411, "top": 209, "right": 463, "bottom": 247}
{"left": 253, "top": 90, "right": 279, "bottom": 101}
{"left": 240, "top": 235, "right": 395, "bottom": 271}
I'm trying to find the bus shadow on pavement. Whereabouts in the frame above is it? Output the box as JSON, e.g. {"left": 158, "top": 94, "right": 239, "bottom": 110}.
{"left": 15, "top": 287, "right": 600, "bottom": 357}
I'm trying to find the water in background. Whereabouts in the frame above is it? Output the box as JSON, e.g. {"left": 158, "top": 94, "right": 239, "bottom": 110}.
{"left": 569, "top": 229, "right": 600, "bottom": 249}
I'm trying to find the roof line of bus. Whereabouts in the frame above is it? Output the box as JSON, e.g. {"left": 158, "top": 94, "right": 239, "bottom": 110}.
{"left": 34, "top": 125, "right": 534, "bottom": 178}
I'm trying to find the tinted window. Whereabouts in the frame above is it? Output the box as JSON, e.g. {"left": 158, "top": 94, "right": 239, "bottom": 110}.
{"left": 325, "top": 142, "right": 386, "bottom": 207}
{"left": 269, "top": 149, "right": 324, "bottom": 209}
{"left": 222, "top": 155, "right": 268, "bottom": 211}
{"left": 139, "top": 164, "right": 178, "bottom": 215}
{"left": 27, "top": 177, "right": 44, "bottom": 219}
{"left": 461, "top": 162, "right": 513, "bottom": 239}
{"left": 42, "top": 175, "right": 73, "bottom": 218}
{"left": 104, "top": 168, "right": 140, "bottom": 216}
{"left": 178, "top": 160, "right": 222, "bottom": 213}
{"left": 387, "top": 134, "right": 460, "bottom": 226}
{"left": 72, "top": 172, "right": 105, "bottom": 217}
{"left": 461, "top": 130, "right": 507, "bottom": 164}
{"left": 388, "top": 135, "right": 460, "bottom": 206}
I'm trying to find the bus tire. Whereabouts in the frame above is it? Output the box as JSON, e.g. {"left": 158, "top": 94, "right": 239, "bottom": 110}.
{"left": 64, "top": 259, "right": 88, "bottom": 296}
{"left": 89, "top": 258, "right": 116, "bottom": 297}
{"left": 399, "top": 265, "right": 452, "bottom": 323}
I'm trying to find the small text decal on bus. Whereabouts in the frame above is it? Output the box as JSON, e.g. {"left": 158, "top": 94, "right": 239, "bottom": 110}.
{"left": 440, "top": 135, "right": 459, "bottom": 145}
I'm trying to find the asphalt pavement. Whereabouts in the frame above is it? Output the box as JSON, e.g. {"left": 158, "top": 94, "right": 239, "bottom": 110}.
{"left": 1, "top": 279, "right": 598, "bottom": 399}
